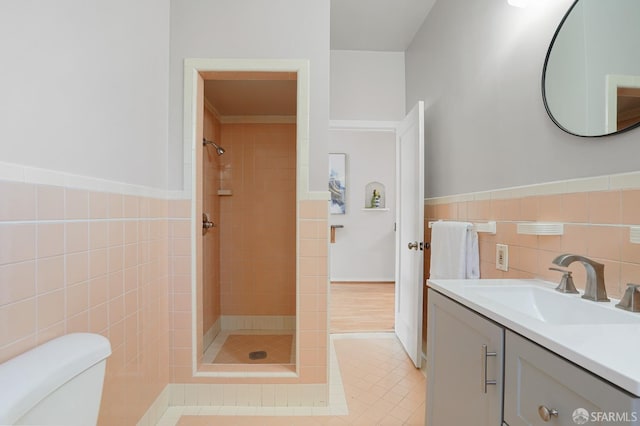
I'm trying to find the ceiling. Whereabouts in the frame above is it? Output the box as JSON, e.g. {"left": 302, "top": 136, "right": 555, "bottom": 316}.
{"left": 330, "top": 0, "right": 436, "bottom": 51}
{"left": 204, "top": 79, "right": 297, "bottom": 117}
{"left": 205, "top": 1, "right": 435, "bottom": 116}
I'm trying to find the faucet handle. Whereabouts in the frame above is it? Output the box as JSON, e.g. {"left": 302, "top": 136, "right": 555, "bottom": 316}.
{"left": 615, "top": 283, "right": 640, "bottom": 312}
{"left": 548, "top": 267, "right": 579, "bottom": 294}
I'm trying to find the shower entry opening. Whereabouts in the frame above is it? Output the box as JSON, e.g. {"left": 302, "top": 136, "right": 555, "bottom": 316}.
{"left": 187, "top": 61, "right": 306, "bottom": 376}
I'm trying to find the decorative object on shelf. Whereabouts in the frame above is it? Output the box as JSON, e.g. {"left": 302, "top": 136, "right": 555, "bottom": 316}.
{"left": 371, "top": 189, "right": 381, "bottom": 208}
{"left": 364, "top": 181, "right": 385, "bottom": 208}
{"left": 329, "top": 153, "right": 347, "bottom": 215}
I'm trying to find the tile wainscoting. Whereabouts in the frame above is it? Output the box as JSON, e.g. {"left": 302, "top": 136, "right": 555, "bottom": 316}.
{"left": 0, "top": 160, "right": 330, "bottom": 425}
{"left": 0, "top": 178, "right": 171, "bottom": 425}
{"left": 425, "top": 171, "right": 640, "bottom": 298}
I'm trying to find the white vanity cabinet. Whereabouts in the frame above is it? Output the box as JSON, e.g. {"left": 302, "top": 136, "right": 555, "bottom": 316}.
{"left": 427, "top": 284, "right": 640, "bottom": 426}
{"left": 504, "top": 330, "right": 640, "bottom": 426}
{"left": 426, "top": 289, "right": 504, "bottom": 425}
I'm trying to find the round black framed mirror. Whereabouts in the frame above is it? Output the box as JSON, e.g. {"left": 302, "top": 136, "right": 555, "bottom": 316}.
{"left": 542, "top": 0, "right": 640, "bottom": 137}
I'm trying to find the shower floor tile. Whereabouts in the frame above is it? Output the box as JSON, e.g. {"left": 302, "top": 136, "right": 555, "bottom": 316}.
{"left": 203, "top": 330, "right": 295, "bottom": 364}
{"left": 213, "top": 334, "right": 293, "bottom": 364}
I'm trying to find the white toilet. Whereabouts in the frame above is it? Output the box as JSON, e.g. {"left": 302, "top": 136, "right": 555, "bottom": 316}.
{"left": 0, "top": 333, "right": 111, "bottom": 426}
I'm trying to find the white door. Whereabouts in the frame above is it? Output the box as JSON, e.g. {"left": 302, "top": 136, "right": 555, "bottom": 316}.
{"left": 394, "top": 101, "right": 425, "bottom": 368}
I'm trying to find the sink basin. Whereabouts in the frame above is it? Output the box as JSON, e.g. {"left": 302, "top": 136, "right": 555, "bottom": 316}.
{"left": 466, "top": 285, "right": 638, "bottom": 325}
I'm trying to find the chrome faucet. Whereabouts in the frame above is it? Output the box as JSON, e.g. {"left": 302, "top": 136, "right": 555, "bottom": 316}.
{"left": 551, "top": 254, "right": 609, "bottom": 302}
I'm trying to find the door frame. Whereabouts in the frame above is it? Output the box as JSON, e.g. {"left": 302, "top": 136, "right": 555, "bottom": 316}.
{"left": 327, "top": 120, "right": 398, "bottom": 285}
{"left": 183, "top": 58, "right": 311, "bottom": 377}
{"left": 328, "top": 116, "right": 426, "bottom": 366}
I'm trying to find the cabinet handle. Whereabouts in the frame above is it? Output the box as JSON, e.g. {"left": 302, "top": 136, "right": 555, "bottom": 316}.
{"left": 481, "top": 344, "right": 497, "bottom": 393}
{"left": 538, "top": 405, "right": 559, "bottom": 422}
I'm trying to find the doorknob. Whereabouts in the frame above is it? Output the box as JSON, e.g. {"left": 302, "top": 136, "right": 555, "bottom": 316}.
{"left": 408, "top": 241, "right": 419, "bottom": 250}
{"left": 202, "top": 213, "right": 216, "bottom": 230}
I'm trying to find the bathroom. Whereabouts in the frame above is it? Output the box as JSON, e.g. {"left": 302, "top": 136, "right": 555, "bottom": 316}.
{"left": 2, "top": 0, "right": 640, "bottom": 425}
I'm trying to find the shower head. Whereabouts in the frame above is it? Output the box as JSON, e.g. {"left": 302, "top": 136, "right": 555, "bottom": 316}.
{"left": 203, "top": 139, "right": 225, "bottom": 156}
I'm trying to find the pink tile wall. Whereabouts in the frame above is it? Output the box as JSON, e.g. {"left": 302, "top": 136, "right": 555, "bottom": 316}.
{"left": 298, "top": 200, "right": 329, "bottom": 384}
{"left": 0, "top": 180, "right": 330, "bottom": 420}
{"left": 219, "top": 123, "right": 297, "bottom": 316}
{"left": 170, "top": 198, "right": 329, "bottom": 385}
{"left": 168, "top": 200, "right": 193, "bottom": 382}
{"left": 202, "top": 107, "right": 222, "bottom": 336}
{"left": 0, "top": 181, "right": 169, "bottom": 426}
{"left": 426, "top": 189, "right": 640, "bottom": 298}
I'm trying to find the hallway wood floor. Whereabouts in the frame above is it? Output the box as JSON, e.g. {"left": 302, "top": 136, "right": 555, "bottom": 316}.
{"left": 329, "top": 282, "right": 395, "bottom": 333}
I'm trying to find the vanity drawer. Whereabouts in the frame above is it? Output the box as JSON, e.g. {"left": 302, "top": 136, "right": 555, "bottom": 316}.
{"left": 504, "top": 331, "right": 640, "bottom": 426}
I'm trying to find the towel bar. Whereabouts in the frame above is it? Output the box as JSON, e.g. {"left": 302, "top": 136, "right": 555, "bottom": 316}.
{"left": 428, "top": 220, "right": 496, "bottom": 234}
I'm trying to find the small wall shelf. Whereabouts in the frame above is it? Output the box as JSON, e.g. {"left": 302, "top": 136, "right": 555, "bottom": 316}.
{"left": 362, "top": 208, "right": 390, "bottom": 212}
{"left": 474, "top": 221, "right": 496, "bottom": 234}
{"left": 516, "top": 222, "right": 564, "bottom": 236}
{"left": 364, "top": 181, "right": 385, "bottom": 209}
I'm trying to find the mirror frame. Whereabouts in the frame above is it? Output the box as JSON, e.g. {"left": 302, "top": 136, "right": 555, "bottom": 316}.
{"left": 541, "top": 0, "right": 640, "bottom": 138}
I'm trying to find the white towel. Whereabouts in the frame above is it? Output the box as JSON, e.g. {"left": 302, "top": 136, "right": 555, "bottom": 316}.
{"left": 429, "top": 221, "right": 480, "bottom": 279}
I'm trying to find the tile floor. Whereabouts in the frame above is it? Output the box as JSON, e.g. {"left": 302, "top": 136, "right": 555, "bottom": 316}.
{"left": 161, "top": 333, "right": 425, "bottom": 425}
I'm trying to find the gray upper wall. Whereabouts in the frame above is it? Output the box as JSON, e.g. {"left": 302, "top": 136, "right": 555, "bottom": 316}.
{"left": 0, "top": 0, "right": 329, "bottom": 193}
{"left": 405, "top": 0, "right": 640, "bottom": 198}
{"left": 0, "top": 0, "right": 170, "bottom": 189}
{"left": 168, "top": 0, "right": 330, "bottom": 192}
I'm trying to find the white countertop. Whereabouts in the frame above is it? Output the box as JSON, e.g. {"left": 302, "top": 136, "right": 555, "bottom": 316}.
{"left": 428, "top": 278, "right": 640, "bottom": 397}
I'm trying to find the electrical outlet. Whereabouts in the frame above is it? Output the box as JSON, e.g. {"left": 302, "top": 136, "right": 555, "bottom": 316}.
{"left": 496, "top": 244, "right": 509, "bottom": 271}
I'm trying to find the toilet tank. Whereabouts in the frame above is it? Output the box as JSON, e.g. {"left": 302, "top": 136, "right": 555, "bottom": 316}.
{"left": 0, "top": 333, "right": 111, "bottom": 426}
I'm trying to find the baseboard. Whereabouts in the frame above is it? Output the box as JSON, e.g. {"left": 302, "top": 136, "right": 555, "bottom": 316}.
{"left": 135, "top": 385, "right": 170, "bottom": 426}
{"left": 203, "top": 319, "right": 221, "bottom": 350}
{"left": 220, "top": 315, "right": 295, "bottom": 331}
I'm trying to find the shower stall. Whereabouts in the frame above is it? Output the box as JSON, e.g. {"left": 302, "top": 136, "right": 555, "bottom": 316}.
{"left": 198, "top": 73, "right": 298, "bottom": 368}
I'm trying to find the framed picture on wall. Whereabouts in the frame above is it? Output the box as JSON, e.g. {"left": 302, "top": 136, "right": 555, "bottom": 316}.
{"left": 329, "top": 153, "right": 346, "bottom": 214}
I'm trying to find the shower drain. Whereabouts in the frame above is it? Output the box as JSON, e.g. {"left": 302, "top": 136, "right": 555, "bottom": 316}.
{"left": 249, "top": 350, "right": 267, "bottom": 360}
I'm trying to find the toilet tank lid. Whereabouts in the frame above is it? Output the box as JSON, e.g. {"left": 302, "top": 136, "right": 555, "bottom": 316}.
{"left": 0, "top": 333, "right": 111, "bottom": 425}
